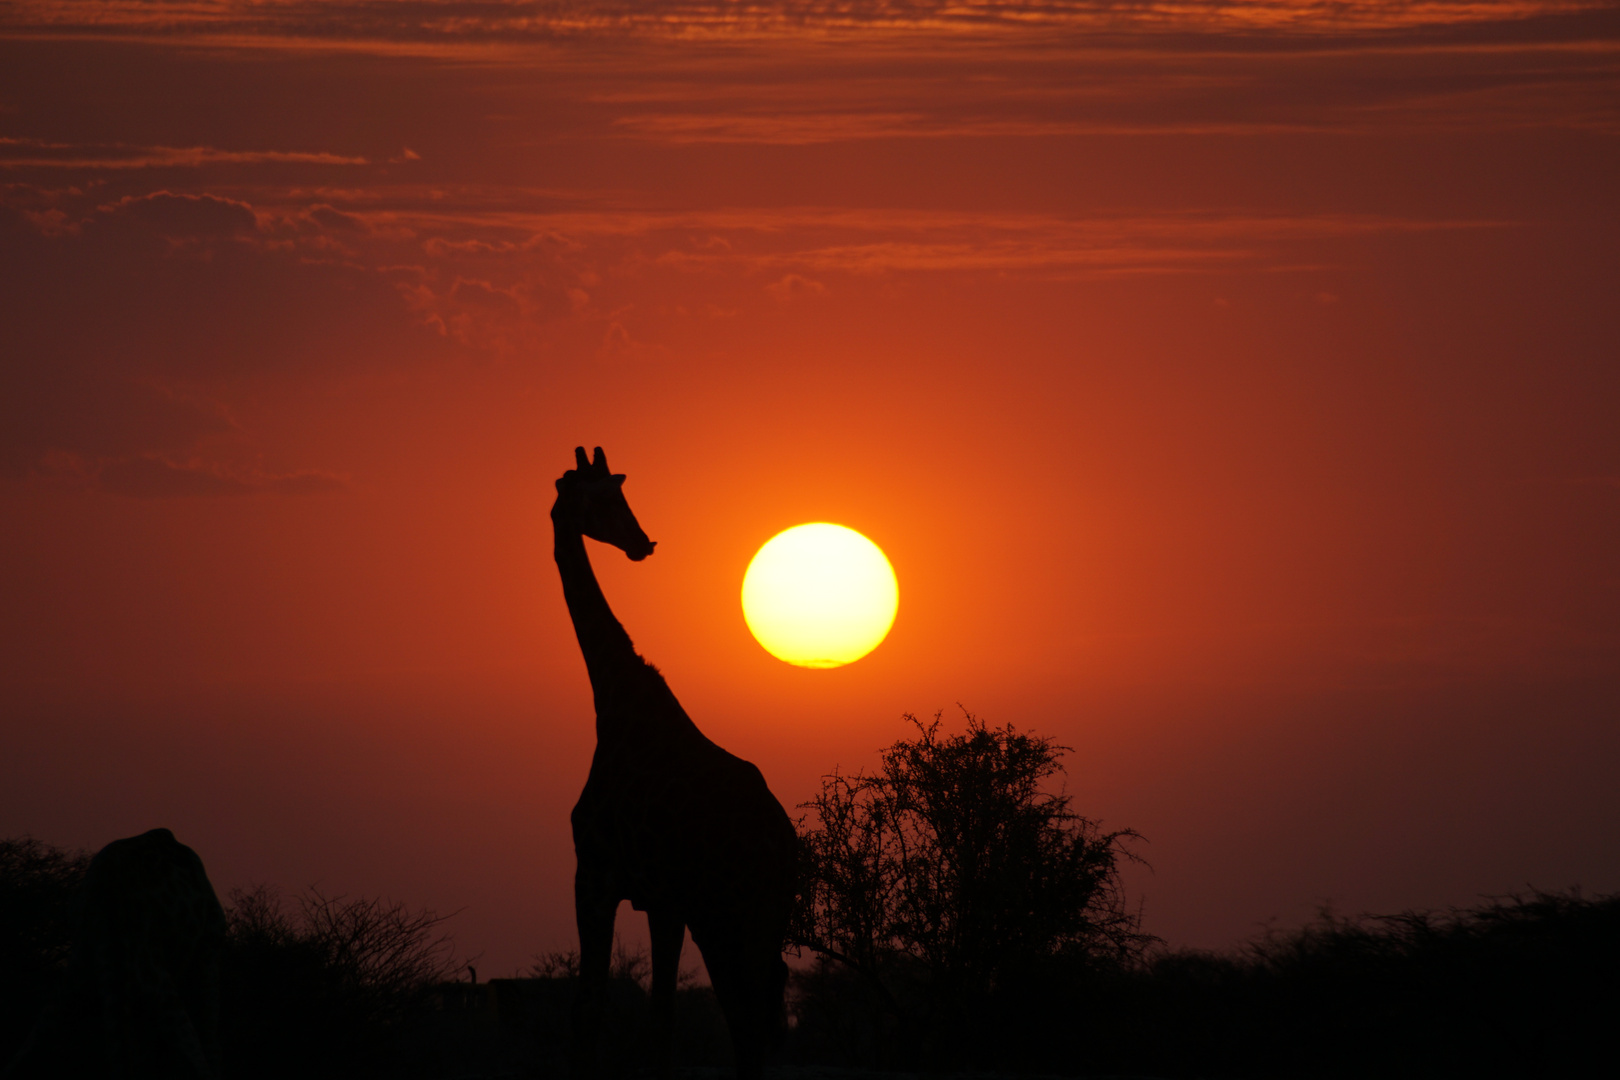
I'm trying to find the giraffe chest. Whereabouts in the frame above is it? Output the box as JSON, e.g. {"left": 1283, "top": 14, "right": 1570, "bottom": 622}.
{"left": 573, "top": 760, "right": 682, "bottom": 859}
{"left": 570, "top": 741, "right": 786, "bottom": 911}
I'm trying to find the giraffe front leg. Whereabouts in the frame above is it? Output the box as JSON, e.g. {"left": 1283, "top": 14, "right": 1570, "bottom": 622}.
{"left": 648, "top": 908, "right": 685, "bottom": 1080}
{"left": 697, "top": 941, "right": 769, "bottom": 1080}
{"left": 572, "top": 871, "right": 617, "bottom": 1080}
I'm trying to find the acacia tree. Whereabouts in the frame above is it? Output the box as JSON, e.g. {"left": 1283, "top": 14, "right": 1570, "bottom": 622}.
{"left": 792, "top": 710, "right": 1151, "bottom": 1036}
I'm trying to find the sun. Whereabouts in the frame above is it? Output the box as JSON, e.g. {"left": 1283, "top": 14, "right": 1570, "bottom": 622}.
{"left": 741, "top": 523, "right": 899, "bottom": 668}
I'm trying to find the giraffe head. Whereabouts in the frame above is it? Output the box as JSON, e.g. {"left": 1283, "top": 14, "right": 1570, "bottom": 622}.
{"left": 552, "top": 446, "right": 657, "bottom": 561}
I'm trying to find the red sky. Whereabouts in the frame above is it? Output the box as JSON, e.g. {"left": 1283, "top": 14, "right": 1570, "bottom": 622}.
{"left": 3, "top": 1, "right": 1618, "bottom": 976}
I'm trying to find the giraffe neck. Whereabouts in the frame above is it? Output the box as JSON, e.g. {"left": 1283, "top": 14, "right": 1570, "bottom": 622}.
{"left": 553, "top": 510, "right": 706, "bottom": 749}
{"left": 553, "top": 522, "right": 641, "bottom": 700}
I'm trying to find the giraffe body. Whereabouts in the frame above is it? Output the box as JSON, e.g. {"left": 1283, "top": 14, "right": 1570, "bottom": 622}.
{"left": 552, "top": 447, "right": 797, "bottom": 1080}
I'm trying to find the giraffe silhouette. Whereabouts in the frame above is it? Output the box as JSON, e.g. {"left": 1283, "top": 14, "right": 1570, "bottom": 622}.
{"left": 551, "top": 446, "right": 797, "bottom": 1080}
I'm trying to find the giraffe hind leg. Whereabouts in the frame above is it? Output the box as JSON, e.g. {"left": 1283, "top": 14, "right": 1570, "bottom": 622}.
{"left": 647, "top": 908, "right": 685, "bottom": 1080}
{"left": 698, "top": 941, "right": 779, "bottom": 1080}
{"left": 572, "top": 873, "right": 618, "bottom": 1080}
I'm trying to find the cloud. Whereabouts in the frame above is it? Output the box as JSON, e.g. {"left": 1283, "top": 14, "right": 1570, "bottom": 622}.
{"left": 765, "top": 272, "right": 826, "bottom": 299}
{"left": 0, "top": 375, "right": 233, "bottom": 481}
{"left": 0, "top": 361, "right": 350, "bottom": 498}
{"left": 304, "top": 203, "right": 370, "bottom": 233}
{"left": 6, "top": 2, "right": 1615, "bottom": 158}
{"left": 0, "top": 165, "right": 1524, "bottom": 494}
{"left": 609, "top": 111, "right": 1338, "bottom": 144}
{"left": 97, "top": 190, "right": 260, "bottom": 237}
{"left": 0, "top": 193, "right": 447, "bottom": 493}
{"left": 402, "top": 275, "right": 575, "bottom": 349}
{"left": 612, "top": 111, "right": 938, "bottom": 145}
{"left": 1, "top": 1, "right": 1605, "bottom": 49}
{"left": 586, "top": 22, "right": 1620, "bottom": 145}
{"left": 0, "top": 137, "right": 368, "bottom": 170}
{"left": 383, "top": 203, "right": 1500, "bottom": 278}
{"left": 92, "top": 456, "right": 347, "bottom": 498}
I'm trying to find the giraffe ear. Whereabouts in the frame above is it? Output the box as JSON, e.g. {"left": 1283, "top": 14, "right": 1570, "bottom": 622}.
{"left": 592, "top": 447, "right": 608, "bottom": 473}
{"left": 611, "top": 474, "right": 626, "bottom": 486}
{"left": 574, "top": 446, "right": 590, "bottom": 471}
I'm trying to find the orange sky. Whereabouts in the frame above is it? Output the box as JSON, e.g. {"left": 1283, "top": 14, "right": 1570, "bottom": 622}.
{"left": 3, "top": 1, "right": 1618, "bottom": 976}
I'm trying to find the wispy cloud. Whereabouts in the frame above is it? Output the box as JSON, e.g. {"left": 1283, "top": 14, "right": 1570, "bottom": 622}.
{"left": 0, "top": 137, "right": 368, "bottom": 170}
{"left": 587, "top": 28, "right": 1620, "bottom": 144}
{"left": 9, "top": 179, "right": 1512, "bottom": 277}
{"left": 646, "top": 208, "right": 1507, "bottom": 276}
{"left": 2, "top": 1, "right": 1606, "bottom": 48}
{"left": 5, "top": 7, "right": 1613, "bottom": 154}
{"left": 89, "top": 455, "right": 348, "bottom": 498}
{"left": 610, "top": 111, "right": 1341, "bottom": 143}
{"left": 359, "top": 200, "right": 1508, "bottom": 258}
{"left": 20, "top": 443, "right": 350, "bottom": 498}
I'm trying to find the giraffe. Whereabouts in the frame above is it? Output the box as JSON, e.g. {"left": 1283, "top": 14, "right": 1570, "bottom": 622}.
{"left": 551, "top": 446, "right": 798, "bottom": 1080}
{"left": 3, "top": 828, "right": 227, "bottom": 1080}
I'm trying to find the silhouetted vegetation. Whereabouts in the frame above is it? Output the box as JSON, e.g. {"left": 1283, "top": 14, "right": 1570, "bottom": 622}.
{"left": 1107, "top": 889, "right": 1620, "bottom": 1077}
{"left": 522, "top": 943, "right": 733, "bottom": 1072}
{"left": 222, "top": 883, "right": 458, "bottom": 1077}
{"left": 786, "top": 888, "right": 1620, "bottom": 1076}
{"left": 791, "top": 710, "right": 1152, "bottom": 1067}
{"left": 0, "top": 841, "right": 458, "bottom": 1078}
{"left": 5, "top": 793, "right": 1616, "bottom": 1077}
{"left": 782, "top": 711, "right": 1617, "bottom": 1075}
{"left": 0, "top": 838, "right": 88, "bottom": 1061}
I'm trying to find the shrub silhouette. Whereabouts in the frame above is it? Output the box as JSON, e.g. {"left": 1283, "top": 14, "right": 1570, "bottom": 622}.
{"left": 7, "top": 826, "right": 1612, "bottom": 1075}
{"left": 1120, "top": 890, "right": 1620, "bottom": 1077}
{"left": 0, "top": 838, "right": 88, "bottom": 1063}
{"left": 965, "top": 889, "right": 1620, "bottom": 1078}
{"left": 222, "top": 883, "right": 458, "bottom": 1078}
{"left": 521, "top": 941, "right": 733, "bottom": 1072}
{"left": 791, "top": 709, "right": 1151, "bottom": 1065}
{"left": 1, "top": 838, "right": 457, "bottom": 1077}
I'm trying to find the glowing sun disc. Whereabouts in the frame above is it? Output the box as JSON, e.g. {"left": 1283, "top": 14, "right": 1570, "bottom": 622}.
{"left": 742, "top": 523, "right": 898, "bottom": 668}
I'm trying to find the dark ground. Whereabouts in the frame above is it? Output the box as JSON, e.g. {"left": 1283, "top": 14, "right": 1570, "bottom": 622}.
{"left": 4, "top": 836, "right": 1615, "bottom": 1079}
